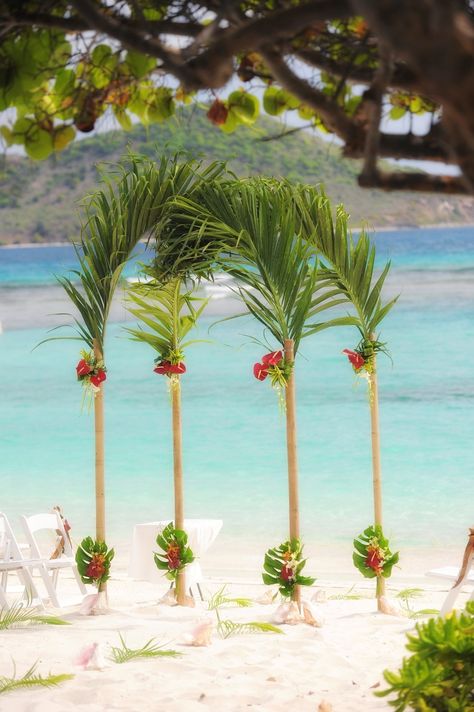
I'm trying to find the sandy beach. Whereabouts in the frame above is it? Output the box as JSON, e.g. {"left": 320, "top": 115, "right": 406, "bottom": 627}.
{"left": 0, "top": 560, "right": 469, "bottom": 712}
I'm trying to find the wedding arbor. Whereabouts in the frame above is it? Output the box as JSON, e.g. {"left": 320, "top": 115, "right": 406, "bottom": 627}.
{"left": 153, "top": 176, "right": 393, "bottom": 604}
{"left": 50, "top": 156, "right": 226, "bottom": 597}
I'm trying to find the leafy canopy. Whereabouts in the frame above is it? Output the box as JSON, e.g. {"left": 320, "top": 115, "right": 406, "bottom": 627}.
{"left": 0, "top": 2, "right": 470, "bottom": 195}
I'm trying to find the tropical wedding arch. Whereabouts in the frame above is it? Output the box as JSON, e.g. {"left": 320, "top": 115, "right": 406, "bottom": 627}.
{"left": 47, "top": 155, "right": 226, "bottom": 598}
{"left": 153, "top": 173, "right": 396, "bottom": 606}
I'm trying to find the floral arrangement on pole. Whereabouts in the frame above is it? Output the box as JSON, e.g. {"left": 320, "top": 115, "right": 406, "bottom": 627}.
{"left": 76, "top": 537, "right": 114, "bottom": 588}
{"left": 253, "top": 350, "right": 293, "bottom": 407}
{"left": 343, "top": 337, "right": 387, "bottom": 378}
{"left": 353, "top": 525, "right": 399, "bottom": 594}
{"left": 154, "top": 522, "right": 195, "bottom": 582}
{"left": 262, "top": 538, "right": 315, "bottom": 599}
{"left": 76, "top": 350, "right": 106, "bottom": 405}
{"left": 153, "top": 348, "right": 186, "bottom": 387}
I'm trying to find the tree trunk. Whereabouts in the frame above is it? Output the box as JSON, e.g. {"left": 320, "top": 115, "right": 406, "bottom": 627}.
{"left": 284, "top": 339, "right": 301, "bottom": 609}
{"left": 171, "top": 377, "right": 186, "bottom": 605}
{"left": 368, "top": 339, "right": 385, "bottom": 606}
{"left": 93, "top": 338, "right": 106, "bottom": 597}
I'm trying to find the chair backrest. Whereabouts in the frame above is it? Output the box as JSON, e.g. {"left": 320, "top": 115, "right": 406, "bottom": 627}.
{"left": 21, "top": 512, "right": 73, "bottom": 559}
{"left": 0, "top": 512, "right": 24, "bottom": 561}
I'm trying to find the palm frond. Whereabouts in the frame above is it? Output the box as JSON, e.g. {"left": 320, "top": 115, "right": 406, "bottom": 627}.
{"left": 159, "top": 178, "right": 345, "bottom": 353}
{"left": 293, "top": 185, "right": 397, "bottom": 340}
{"left": 0, "top": 662, "right": 73, "bottom": 695}
{"left": 217, "top": 619, "right": 283, "bottom": 639}
{"left": 125, "top": 278, "right": 209, "bottom": 357}
{"left": 207, "top": 586, "right": 253, "bottom": 611}
{"left": 0, "top": 601, "right": 69, "bottom": 630}
{"left": 45, "top": 154, "right": 228, "bottom": 353}
{"left": 109, "top": 634, "right": 181, "bottom": 664}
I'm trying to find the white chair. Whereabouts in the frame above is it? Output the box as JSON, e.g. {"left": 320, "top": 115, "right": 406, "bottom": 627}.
{"left": 21, "top": 512, "right": 87, "bottom": 608}
{"left": 0, "top": 512, "right": 42, "bottom": 610}
{"left": 426, "top": 527, "right": 474, "bottom": 617}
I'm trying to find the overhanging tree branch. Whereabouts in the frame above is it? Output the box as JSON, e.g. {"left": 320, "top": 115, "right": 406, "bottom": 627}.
{"left": 358, "top": 171, "right": 469, "bottom": 194}
{"left": 259, "top": 47, "right": 360, "bottom": 145}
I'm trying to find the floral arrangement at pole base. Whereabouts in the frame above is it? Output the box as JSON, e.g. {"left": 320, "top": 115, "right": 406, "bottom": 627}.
{"left": 76, "top": 537, "right": 114, "bottom": 614}
{"left": 353, "top": 525, "right": 399, "bottom": 602}
{"left": 253, "top": 350, "right": 293, "bottom": 407}
{"left": 154, "top": 522, "right": 195, "bottom": 595}
{"left": 262, "top": 538, "right": 315, "bottom": 598}
{"left": 76, "top": 350, "right": 106, "bottom": 409}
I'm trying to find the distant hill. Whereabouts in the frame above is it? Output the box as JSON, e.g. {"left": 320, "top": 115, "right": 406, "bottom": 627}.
{"left": 0, "top": 110, "right": 472, "bottom": 245}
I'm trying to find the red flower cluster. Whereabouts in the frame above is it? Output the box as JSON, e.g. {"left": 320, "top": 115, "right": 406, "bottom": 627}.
{"left": 86, "top": 553, "right": 106, "bottom": 580}
{"left": 280, "top": 564, "right": 295, "bottom": 582}
{"left": 166, "top": 544, "right": 181, "bottom": 570}
{"left": 153, "top": 361, "right": 186, "bottom": 376}
{"left": 365, "top": 545, "right": 384, "bottom": 575}
{"left": 343, "top": 348, "right": 365, "bottom": 372}
{"left": 253, "top": 350, "right": 283, "bottom": 381}
{"left": 76, "top": 358, "right": 106, "bottom": 387}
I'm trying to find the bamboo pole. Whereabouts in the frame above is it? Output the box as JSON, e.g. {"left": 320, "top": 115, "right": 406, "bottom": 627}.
{"left": 171, "top": 377, "right": 186, "bottom": 605}
{"left": 93, "top": 339, "right": 106, "bottom": 597}
{"left": 368, "top": 334, "right": 385, "bottom": 604}
{"left": 284, "top": 339, "right": 301, "bottom": 608}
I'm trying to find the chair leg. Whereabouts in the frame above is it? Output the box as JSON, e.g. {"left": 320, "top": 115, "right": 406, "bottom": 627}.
{"left": 0, "top": 582, "right": 9, "bottom": 610}
{"left": 72, "top": 565, "right": 87, "bottom": 595}
{"left": 36, "top": 565, "right": 61, "bottom": 608}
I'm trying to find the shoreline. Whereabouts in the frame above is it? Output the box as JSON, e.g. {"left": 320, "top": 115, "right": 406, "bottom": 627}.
{"left": 1, "top": 221, "right": 473, "bottom": 249}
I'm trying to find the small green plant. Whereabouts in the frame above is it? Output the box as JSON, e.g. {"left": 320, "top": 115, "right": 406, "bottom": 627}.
{"left": 109, "top": 634, "right": 181, "bottom": 664}
{"left": 0, "top": 662, "right": 73, "bottom": 695}
{"left": 208, "top": 586, "right": 283, "bottom": 639}
{"left": 0, "top": 600, "right": 70, "bottom": 630}
{"left": 396, "top": 588, "right": 439, "bottom": 619}
{"left": 377, "top": 601, "right": 474, "bottom": 711}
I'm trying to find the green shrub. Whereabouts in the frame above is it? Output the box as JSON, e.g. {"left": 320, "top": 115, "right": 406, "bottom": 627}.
{"left": 377, "top": 601, "right": 474, "bottom": 711}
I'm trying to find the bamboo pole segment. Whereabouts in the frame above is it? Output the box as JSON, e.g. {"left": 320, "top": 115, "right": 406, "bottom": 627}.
{"left": 368, "top": 334, "right": 385, "bottom": 603}
{"left": 93, "top": 339, "right": 106, "bottom": 543}
{"left": 171, "top": 377, "right": 186, "bottom": 606}
{"left": 284, "top": 338, "right": 301, "bottom": 608}
{"left": 93, "top": 338, "right": 106, "bottom": 599}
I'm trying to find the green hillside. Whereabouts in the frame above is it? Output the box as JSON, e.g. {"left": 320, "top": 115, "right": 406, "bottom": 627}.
{"left": 0, "top": 110, "right": 472, "bottom": 245}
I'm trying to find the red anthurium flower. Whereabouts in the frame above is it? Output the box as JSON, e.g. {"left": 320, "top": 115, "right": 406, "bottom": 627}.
{"left": 168, "top": 362, "right": 186, "bottom": 374}
{"left": 262, "top": 350, "right": 283, "bottom": 366}
{"left": 76, "top": 359, "right": 92, "bottom": 377}
{"left": 343, "top": 349, "right": 365, "bottom": 371}
{"left": 154, "top": 360, "right": 171, "bottom": 375}
{"left": 90, "top": 373, "right": 105, "bottom": 388}
{"left": 86, "top": 554, "right": 106, "bottom": 580}
{"left": 96, "top": 369, "right": 106, "bottom": 383}
{"left": 253, "top": 362, "right": 269, "bottom": 381}
{"left": 280, "top": 564, "right": 294, "bottom": 582}
{"left": 365, "top": 547, "right": 384, "bottom": 575}
{"left": 166, "top": 544, "right": 181, "bottom": 570}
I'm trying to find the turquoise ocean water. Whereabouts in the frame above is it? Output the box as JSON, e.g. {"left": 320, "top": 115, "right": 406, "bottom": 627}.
{"left": 0, "top": 226, "right": 473, "bottom": 562}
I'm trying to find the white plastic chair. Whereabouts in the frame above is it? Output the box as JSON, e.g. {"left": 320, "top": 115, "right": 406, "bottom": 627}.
{"left": 0, "top": 512, "right": 42, "bottom": 610}
{"left": 426, "top": 527, "right": 474, "bottom": 617}
{"left": 21, "top": 512, "right": 87, "bottom": 608}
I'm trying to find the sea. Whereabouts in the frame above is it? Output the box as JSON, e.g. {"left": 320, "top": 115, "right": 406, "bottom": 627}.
{"left": 0, "top": 226, "right": 473, "bottom": 574}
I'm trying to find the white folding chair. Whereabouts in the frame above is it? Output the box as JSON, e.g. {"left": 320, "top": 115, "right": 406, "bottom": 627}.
{"left": 0, "top": 512, "right": 42, "bottom": 610}
{"left": 21, "top": 512, "right": 87, "bottom": 608}
{"left": 426, "top": 527, "right": 474, "bottom": 617}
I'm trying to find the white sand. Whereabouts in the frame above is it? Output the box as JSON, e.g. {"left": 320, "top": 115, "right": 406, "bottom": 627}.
{"left": 0, "top": 565, "right": 469, "bottom": 712}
